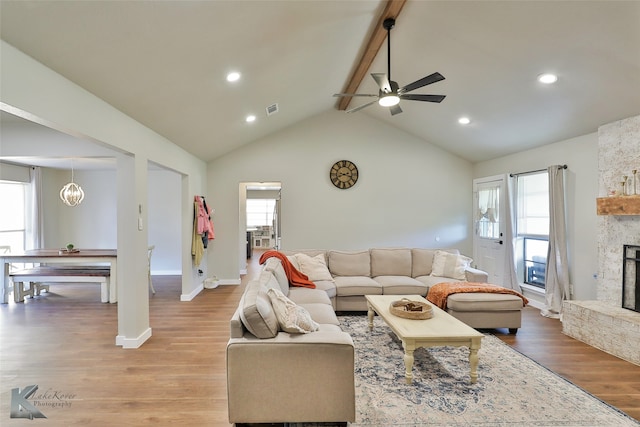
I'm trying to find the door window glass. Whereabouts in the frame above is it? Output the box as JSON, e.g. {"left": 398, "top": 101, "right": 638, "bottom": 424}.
{"left": 476, "top": 184, "right": 500, "bottom": 239}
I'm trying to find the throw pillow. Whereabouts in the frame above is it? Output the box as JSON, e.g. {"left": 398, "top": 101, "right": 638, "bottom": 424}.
{"left": 287, "top": 255, "right": 300, "bottom": 270}
{"left": 266, "top": 287, "right": 320, "bottom": 334}
{"left": 430, "top": 250, "right": 472, "bottom": 280}
{"left": 294, "top": 253, "right": 334, "bottom": 282}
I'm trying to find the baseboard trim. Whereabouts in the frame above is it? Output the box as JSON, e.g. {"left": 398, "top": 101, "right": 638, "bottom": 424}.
{"left": 115, "top": 327, "right": 152, "bottom": 349}
{"left": 527, "top": 299, "right": 545, "bottom": 310}
{"left": 150, "top": 269, "right": 181, "bottom": 276}
{"left": 181, "top": 283, "right": 204, "bottom": 301}
{"left": 220, "top": 279, "right": 241, "bottom": 286}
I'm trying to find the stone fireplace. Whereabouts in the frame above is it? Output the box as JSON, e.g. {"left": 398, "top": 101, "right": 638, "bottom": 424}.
{"left": 562, "top": 115, "right": 640, "bottom": 366}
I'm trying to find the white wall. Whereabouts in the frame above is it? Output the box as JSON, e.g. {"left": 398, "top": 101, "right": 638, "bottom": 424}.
{"left": 474, "top": 132, "right": 599, "bottom": 304}
{"left": 36, "top": 167, "right": 182, "bottom": 274}
{"left": 208, "top": 109, "right": 474, "bottom": 282}
{"left": 1, "top": 40, "right": 206, "bottom": 347}
{"left": 42, "top": 169, "right": 118, "bottom": 249}
{"left": 147, "top": 169, "right": 181, "bottom": 274}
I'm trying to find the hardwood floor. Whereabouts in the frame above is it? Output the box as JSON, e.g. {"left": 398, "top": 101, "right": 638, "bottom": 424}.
{"left": 1, "top": 253, "right": 639, "bottom": 425}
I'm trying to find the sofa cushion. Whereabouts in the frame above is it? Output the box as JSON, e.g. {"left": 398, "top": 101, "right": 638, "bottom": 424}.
{"left": 258, "top": 269, "right": 282, "bottom": 291}
{"left": 328, "top": 250, "right": 370, "bottom": 277}
{"left": 411, "top": 248, "right": 460, "bottom": 278}
{"left": 281, "top": 249, "right": 327, "bottom": 259}
{"left": 446, "top": 292, "right": 524, "bottom": 311}
{"left": 311, "top": 280, "right": 337, "bottom": 299}
{"left": 333, "top": 276, "right": 381, "bottom": 296}
{"left": 371, "top": 248, "right": 412, "bottom": 277}
{"left": 299, "top": 303, "right": 340, "bottom": 325}
{"left": 267, "top": 287, "right": 319, "bottom": 334}
{"left": 287, "top": 255, "right": 300, "bottom": 270}
{"left": 415, "top": 274, "right": 463, "bottom": 290}
{"left": 288, "top": 287, "right": 332, "bottom": 305}
{"left": 464, "top": 266, "right": 489, "bottom": 283}
{"left": 262, "top": 257, "right": 290, "bottom": 295}
{"left": 431, "top": 250, "right": 472, "bottom": 280}
{"left": 294, "top": 253, "right": 334, "bottom": 282}
{"left": 375, "top": 276, "right": 429, "bottom": 295}
{"left": 238, "top": 280, "right": 279, "bottom": 338}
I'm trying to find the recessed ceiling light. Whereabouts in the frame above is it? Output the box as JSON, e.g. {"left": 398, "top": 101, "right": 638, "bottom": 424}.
{"left": 537, "top": 73, "right": 558, "bottom": 84}
{"left": 245, "top": 115, "right": 256, "bottom": 123}
{"left": 458, "top": 117, "right": 471, "bottom": 125}
{"left": 226, "top": 71, "right": 241, "bottom": 82}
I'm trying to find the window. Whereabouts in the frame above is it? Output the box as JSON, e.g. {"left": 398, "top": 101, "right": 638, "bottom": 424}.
{"left": 516, "top": 172, "right": 549, "bottom": 288}
{"left": 246, "top": 199, "right": 276, "bottom": 228}
{"left": 0, "top": 181, "right": 27, "bottom": 254}
{"left": 477, "top": 184, "right": 500, "bottom": 239}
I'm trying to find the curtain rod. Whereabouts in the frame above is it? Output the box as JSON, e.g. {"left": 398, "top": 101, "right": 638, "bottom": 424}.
{"left": 509, "top": 164, "right": 567, "bottom": 177}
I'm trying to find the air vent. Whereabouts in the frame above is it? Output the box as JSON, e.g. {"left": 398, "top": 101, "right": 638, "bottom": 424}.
{"left": 266, "top": 103, "right": 279, "bottom": 116}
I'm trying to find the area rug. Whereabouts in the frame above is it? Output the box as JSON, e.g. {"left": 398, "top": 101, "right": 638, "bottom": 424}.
{"left": 317, "top": 315, "right": 639, "bottom": 427}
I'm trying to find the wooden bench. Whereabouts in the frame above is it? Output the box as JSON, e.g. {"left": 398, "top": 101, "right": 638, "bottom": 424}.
{"left": 9, "top": 266, "right": 113, "bottom": 303}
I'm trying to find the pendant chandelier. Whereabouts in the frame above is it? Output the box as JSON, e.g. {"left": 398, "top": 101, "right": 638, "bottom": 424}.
{"left": 59, "top": 160, "right": 85, "bottom": 207}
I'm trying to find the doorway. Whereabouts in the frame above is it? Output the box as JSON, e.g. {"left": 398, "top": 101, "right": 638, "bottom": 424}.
{"left": 238, "top": 182, "right": 281, "bottom": 275}
{"left": 473, "top": 175, "right": 506, "bottom": 285}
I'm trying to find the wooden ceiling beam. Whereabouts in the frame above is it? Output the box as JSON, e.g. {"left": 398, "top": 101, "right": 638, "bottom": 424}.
{"left": 337, "top": 0, "right": 407, "bottom": 111}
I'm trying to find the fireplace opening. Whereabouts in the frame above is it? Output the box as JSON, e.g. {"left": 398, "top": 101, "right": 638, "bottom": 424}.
{"left": 622, "top": 245, "right": 640, "bottom": 313}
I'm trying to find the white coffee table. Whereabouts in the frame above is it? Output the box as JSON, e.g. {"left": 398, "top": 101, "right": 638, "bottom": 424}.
{"left": 365, "top": 294, "right": 484, "bottom": 384}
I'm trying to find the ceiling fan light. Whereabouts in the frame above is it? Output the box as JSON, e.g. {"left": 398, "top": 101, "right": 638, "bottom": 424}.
{"left": 379, "top": 94, "right": 400, "bottom": 107}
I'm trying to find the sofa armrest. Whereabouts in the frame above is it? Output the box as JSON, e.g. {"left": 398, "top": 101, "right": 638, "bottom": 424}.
{"left": 465, "top": 266, "right": 489, "bottom": 283}
{"left": 229, "top": 307, "right": 245, "bottom": 338}
{"left": 227, "top": 332, "right": 355, "bottom": 423}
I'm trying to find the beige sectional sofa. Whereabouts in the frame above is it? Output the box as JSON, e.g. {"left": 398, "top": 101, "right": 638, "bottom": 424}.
{"left": 227, "top": 257, "right": 356, "bottom": 425}
{"left": 227, "top": 247, "right": 524, "bottom": 425}
{"left": 280, "top": 248, "right": 490, "bottom": 311}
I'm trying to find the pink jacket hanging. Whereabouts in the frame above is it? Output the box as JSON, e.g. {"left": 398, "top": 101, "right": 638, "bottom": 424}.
{"left": 195, "top": 196, "right": 215, "bottom": 239}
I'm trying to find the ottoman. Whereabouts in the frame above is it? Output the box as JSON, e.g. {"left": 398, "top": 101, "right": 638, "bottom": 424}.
{"left": 445, "top": 292, "right": 523, "bottom": 334}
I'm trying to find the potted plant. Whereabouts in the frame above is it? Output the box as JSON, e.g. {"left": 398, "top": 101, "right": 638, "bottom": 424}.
{"left": 66, "top": 243, "right": 75, "bottom": 252}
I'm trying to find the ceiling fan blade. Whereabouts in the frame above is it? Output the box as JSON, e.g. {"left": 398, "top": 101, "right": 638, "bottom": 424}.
{"left": 346, "top": 99, "right": 378, "bottom": 114}
{"left": 400, "top": 72, "right": 445, "bottom": 94}
{"left": 389, "top": 104, "right": 403, "bottom": 116}
{"left": 333, "top": 93, "right": 378, "bottom": 98}
{"left": 371, "top": 73, "right": 392, "bottom": 93}
{"left": 401, "top": 94, "right": 446, "bottom": 103}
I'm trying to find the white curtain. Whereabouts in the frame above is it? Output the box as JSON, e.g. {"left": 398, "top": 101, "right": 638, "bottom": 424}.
{"left": 502, "top": 175, "right": 522, "bottom": 292}
{"left": 477, "top": 186, "right": 499, "bottom": 223}
{"left": 542, "top": 165, "right": 570, "bottom": 318}
{"left": 25, "top": 167, "right": 44, "bottom": 249}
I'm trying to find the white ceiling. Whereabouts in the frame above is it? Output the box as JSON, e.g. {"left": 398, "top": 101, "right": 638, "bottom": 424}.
{"left": 1, "top": 0, "right": 639, "bottom": 165}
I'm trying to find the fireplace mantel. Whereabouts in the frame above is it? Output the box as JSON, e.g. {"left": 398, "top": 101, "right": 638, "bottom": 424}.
{"left": 597, "top": 196, "right": 640, "bottom": 215}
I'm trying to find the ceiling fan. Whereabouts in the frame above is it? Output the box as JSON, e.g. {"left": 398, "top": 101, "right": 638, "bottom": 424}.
{"left": 334, "top": 18, "right": 446, "bottom": 116}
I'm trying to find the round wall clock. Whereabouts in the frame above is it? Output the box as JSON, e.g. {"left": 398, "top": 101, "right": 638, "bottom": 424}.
{"left": 330, "top": 160, "right": 359, "bottom": 189}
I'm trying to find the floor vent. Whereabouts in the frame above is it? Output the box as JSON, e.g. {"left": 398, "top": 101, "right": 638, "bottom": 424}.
{"left": 266, "top": 103, "right": 279, "bottom": 116}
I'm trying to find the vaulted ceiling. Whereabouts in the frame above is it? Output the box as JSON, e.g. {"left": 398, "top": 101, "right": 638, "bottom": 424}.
{"left": 1, "top": 0, "right": 639, "bottom": 164}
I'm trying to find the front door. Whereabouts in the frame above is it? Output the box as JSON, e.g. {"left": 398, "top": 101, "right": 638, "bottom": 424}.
{"left": 473, "top": 175, "right": 506, "bottom": 285}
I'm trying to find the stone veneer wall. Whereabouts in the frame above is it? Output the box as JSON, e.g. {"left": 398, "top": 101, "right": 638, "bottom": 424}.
{"left": 597, "top": 115, "right": 640, "bottom": 303}
{"left": 563, "top": 115, "right": 640, "bottom": 366}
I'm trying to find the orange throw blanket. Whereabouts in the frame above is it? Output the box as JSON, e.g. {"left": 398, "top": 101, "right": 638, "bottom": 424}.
{"left": 259, "top": 250, "right": 316, "bottom": 289}
{"left": 427, "top": 282, "right": 528, "bottom": 310}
